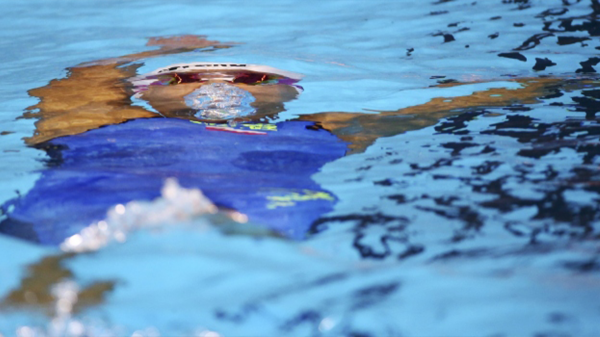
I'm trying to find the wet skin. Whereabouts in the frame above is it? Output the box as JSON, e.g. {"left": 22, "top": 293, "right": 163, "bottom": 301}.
{"left": 22, "top": 36, "right": 587, "bottom": 154}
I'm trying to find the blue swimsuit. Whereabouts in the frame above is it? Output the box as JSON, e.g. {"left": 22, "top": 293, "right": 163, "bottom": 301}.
{"left": 0, "top": 118, "right": 347, "bottom": 245}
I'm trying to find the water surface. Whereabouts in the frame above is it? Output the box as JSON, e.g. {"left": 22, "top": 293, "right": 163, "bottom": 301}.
{"left": 1, "top": 0, "right": 599, "bottom": 336}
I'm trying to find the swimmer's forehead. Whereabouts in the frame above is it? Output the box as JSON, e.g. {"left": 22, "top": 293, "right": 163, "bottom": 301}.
{"left": 142, "top": 63, "right": 303, "bottom": 80}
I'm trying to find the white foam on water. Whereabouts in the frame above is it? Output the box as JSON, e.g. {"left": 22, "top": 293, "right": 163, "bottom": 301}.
{"left": 60, "top": 178, "right": 218, "bottom": 253}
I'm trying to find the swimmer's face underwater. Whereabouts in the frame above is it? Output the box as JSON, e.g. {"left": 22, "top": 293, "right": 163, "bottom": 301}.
{"left": 130, "top": 64, "right": 303, "bottom": 122}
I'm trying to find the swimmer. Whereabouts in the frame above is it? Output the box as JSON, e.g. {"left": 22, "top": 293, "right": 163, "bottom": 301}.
{"left": 2, "top": 35, "right": 347, "bottom": 244}
{"left": 22, "top": 35, "right": 572, "bottom": 154}
{"left": 3, "top": 34, "right": 586, "bottom": 245}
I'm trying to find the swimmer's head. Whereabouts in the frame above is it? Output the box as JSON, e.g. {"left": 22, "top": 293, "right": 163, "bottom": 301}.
{"left": 129, "top": 63, "right": 303, "bottom": 122}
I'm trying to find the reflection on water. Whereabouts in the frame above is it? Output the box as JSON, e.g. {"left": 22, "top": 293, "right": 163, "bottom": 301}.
{"left": 1, "top": 0, "right": 600, "bottom": 336}
{"left": 22, "top": 36, "right": 233, "bottom": 145}
{"left": 299, "top": 77, "right": 572, "bottom": 153}
{"left": 313, "top": 79, "right": 600, "bottom": 259}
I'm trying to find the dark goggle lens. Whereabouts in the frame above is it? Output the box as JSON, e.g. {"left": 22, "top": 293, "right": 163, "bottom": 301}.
{"left": 155, "top": 72, "right": 280, "bottom": 86}
{"left": 233, "top": 72, "right": 273, "bottom": 85}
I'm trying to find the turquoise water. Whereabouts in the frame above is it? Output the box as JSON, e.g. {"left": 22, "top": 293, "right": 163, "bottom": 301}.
{"left": 1, "top": 0, "right": 600, "bottom": 336}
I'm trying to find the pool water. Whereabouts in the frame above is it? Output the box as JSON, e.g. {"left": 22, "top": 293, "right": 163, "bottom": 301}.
{"left": 0, "top": 0, "right": 599, "bottom": 336}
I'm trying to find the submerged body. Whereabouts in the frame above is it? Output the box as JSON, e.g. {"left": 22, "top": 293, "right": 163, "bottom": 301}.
{"left": 1, "top": 118, "right": 346, "bottom": 244}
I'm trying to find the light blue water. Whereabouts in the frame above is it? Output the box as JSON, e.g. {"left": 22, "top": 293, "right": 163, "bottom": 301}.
{"left": 1, "top": 0, "right": 600, "bottom": 336}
